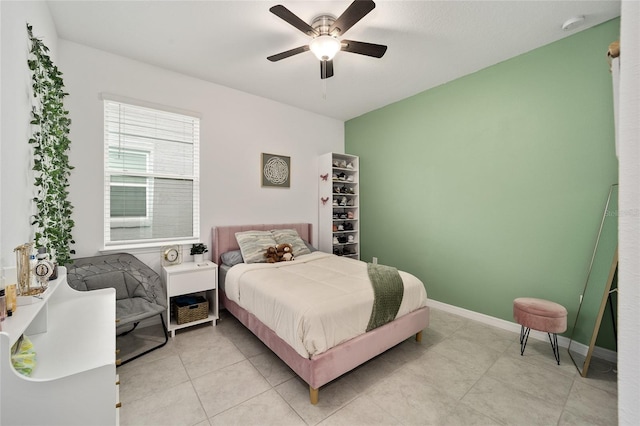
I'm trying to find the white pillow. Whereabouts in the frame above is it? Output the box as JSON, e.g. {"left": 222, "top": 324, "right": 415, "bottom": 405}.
{"left": 270, "top": 229, "right": 311, "bottom": 257}
{"left": 235, "top": 230, "right": 277, "bottom": 264}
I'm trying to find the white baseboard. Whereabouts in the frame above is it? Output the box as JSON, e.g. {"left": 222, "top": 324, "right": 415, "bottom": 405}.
{"left": 426, "top": 299, "right": 617, "bottom": 364}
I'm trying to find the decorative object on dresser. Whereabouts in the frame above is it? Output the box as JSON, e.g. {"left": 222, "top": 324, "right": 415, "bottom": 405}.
{"left": 319, "top": 153, "right": 359, "bottom": 259}
{"left": 66, "top": 253, "right": 169, "bottom": 364}
{"left": 213, "top": 223, "right": 429, "bottom": 405}
{"left": 13, "top": 242, "right": 42, "bottom": 298}
{"left": 261, "top": 153, "right": 291, "bottom": 188}
{"left": 162, "top": 260, "right": 218, "bottom": 337}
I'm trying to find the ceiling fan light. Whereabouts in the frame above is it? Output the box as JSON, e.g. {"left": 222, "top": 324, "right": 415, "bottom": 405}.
{"left": 310, "top": 35, "right": 341, "bottom": 61}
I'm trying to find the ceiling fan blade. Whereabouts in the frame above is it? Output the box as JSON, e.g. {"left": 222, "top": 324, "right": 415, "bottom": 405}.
{"left": 329, "top": 0, "right": 376, "bottom": 37}
{"left": 341, "top": 40, "right": 387, "bottom": 58}
{"left": 320, "top": 60, "right": 334, "bottom": 79}
{"left": 267, "top": 45, "right": 310, "bottom": 62}
{"left": 270, "top": 5, "right": 318, "bottom": 37}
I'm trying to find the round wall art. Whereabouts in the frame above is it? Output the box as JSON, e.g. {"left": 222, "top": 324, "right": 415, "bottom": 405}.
{"left": 261, "top": 153, "right": 291, "bottom": 188}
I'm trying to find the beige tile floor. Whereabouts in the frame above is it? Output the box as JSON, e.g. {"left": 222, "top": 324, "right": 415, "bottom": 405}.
{"left": 116, "top": 308, "right": 617, "bottom": 426}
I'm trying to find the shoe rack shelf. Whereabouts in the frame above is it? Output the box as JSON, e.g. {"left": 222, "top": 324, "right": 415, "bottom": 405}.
{"left": 319, "top": 152, "right": 359, "bottom": 259}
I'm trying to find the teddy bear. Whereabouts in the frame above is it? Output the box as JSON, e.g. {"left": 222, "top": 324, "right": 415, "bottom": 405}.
{"left": 264, "top": 244, "right": 294, "bottom": 263}
{"left": 276, "top": 243, "right": 294, "bottom": 262}
{"left": 264, "top": 246, "right": 279, "bottom": 263}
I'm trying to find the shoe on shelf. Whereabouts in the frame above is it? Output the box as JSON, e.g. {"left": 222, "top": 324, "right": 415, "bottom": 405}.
{"left": 338, "top": 224, "right": 344, "bottom": 231}
{"left": 333, "top": 198, "right": 338, "bottom": 206}
{"left": 346, "top": 175, "right": 354, "bottom": 182}
{"left": 333, "top": 236, "right": 339, "bottom": 244}
{"left": 332, "top": 224, "right": 338, "bottom": 232}
{"left": 348, "top": 235, "right": 354, "bottom": 243}
{"left": 346, "top": 162, "right": 354, "bottom": 169}
{"left": 347, "top": 211, "right": 354, "bottom": 219}
{"left": 346, "top": 199, "right": 354, "bottom": 206}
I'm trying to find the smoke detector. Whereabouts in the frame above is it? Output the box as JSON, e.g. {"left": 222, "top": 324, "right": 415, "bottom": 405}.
{"left": 562, "top": 16, "right": 585, "bottom": 31}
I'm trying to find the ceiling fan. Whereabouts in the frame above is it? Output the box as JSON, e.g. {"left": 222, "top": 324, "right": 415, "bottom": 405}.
{"left": 267, "top": 0, "right": 387, "bottom": 79}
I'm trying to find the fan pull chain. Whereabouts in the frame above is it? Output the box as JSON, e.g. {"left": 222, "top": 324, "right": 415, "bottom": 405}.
{"left": 322, "top": 78, "right": 327, "bottom": 100}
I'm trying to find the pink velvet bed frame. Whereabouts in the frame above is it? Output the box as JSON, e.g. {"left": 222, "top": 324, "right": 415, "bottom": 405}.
{"left": 212, "top": 223, "right": 430, "bottom": 404}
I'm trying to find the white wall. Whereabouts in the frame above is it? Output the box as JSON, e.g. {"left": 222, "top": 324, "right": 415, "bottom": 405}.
{"left": 0, "top": 1, "right": 58, "bottom": 281}
{"left": 57, "top": 40, "right": 343, "bottom": 270}
{"left": 1, "top": 1, "right": 343, "bottom": 276}
{"left": 617, "top": 1, "right": 640, "bottom": 423}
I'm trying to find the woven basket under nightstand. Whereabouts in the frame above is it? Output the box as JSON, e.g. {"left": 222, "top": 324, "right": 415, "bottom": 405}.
{"left": 172, "top": 295, "right": 209, "bottom": 325}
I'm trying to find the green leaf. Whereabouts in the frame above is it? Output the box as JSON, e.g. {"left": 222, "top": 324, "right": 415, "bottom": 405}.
{"left": 27, "top": 23, "right": 75, "bottom": 268}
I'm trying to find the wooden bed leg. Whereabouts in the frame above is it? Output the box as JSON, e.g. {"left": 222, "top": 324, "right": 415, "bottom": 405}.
{"left": 415, "top": 331, "right": 423, "bottom": 343}
{"left": 310, "top": 386, "right": 319, "bottom": 405}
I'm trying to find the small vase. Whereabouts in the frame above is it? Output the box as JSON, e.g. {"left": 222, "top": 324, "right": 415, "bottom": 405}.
{"left": 193, "top": 254, "right": 204, "bottom": 263}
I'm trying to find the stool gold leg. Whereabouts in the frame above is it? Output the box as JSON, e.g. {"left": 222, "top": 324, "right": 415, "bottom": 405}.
{"left": 310, "top": 386, "right": 319, "bottom": 405}
{"left": 415, "top": 331, "right": 423, "bottom": 343}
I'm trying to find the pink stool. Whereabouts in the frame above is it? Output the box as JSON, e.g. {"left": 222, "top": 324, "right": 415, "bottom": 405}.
{"left": 513, "top": 297, "right": 567, "bottom": 365}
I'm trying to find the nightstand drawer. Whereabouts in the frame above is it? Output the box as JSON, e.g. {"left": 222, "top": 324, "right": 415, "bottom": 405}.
{"left": 167, "top": 268, "right": 215, "bottom": 296}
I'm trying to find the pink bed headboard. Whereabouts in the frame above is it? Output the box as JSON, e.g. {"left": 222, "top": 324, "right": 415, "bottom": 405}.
{"left": 212, "top": 223, "right": 312, "bottom": 266}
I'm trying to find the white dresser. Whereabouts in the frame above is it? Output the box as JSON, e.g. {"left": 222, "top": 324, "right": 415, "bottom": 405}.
{"left": 0, "top": 267, "right": 118, "bottom": 425}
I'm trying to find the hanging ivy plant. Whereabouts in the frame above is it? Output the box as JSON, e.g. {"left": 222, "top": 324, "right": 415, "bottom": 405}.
{"left": 27, "top": 23, "right": 75, "bottom": 266}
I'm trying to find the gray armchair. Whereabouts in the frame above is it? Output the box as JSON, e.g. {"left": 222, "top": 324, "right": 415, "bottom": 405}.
{"left": 66, "top": 253, "right": 168, "bottom": 364}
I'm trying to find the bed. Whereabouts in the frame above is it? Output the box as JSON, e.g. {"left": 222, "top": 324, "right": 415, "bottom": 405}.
{"left": 212, "top": 223, "right": 429, "bottom": 404}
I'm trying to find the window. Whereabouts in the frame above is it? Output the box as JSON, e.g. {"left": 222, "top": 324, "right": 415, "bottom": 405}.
{"left": 104, "top": 98, "right": 200, "bottom": 247}
{"left": 109, "top": 148, "right": 150, "bottom": 220}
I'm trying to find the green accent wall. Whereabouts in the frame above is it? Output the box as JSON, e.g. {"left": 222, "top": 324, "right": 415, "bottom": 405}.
{"left": 346, "top": 19, "right": 619, "bottom": 340}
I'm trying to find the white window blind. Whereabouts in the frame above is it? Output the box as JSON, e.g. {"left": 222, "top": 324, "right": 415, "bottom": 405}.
{"left": 104, "top": 99, "right": 200, "bottom": 246}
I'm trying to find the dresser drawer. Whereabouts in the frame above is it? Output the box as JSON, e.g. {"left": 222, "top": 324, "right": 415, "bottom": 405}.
{"left": 167, "top": 268, "right": 215, "bottom": 297}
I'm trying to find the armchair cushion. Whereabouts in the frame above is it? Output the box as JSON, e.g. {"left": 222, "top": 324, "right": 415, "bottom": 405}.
{"left": 66, "top": 252, "right": 169, "bottom": 365}
{"left": 67, "top": 253, "right": 167, "bottom": 329}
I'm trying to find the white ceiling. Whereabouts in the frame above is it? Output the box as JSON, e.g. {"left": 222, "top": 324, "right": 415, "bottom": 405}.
{"left": 47, "top": 0, "right": 621, "bottom": 121}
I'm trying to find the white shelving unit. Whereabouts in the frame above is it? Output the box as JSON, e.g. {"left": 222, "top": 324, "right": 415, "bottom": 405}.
{"left": 319, "top": 152, "right": 360, "bottom": 259}
{"left": 162, "top": 261, "right": 218, "bottom": 337}
{"left": 0, "top": 268, "right": 118, "bottom": 425}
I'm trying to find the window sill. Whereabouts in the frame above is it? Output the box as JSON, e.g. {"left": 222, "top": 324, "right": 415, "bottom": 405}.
{"left": 102, "top": 239, "right": 199, "bottom": 254}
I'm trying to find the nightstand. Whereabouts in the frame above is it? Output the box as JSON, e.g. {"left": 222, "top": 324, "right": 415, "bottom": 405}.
{"left": 161, "top": 261, "right": 218, "bottom": 337}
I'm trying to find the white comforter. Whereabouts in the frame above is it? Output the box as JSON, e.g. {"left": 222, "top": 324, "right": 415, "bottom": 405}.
{"left": 224, "top": 251, "right": 428, "bottom": 358}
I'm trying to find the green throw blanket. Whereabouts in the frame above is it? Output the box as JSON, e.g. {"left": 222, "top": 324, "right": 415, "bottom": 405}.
{"left": 366, "top": 263, "right": 405, "bottom": 331}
